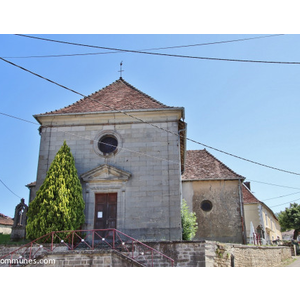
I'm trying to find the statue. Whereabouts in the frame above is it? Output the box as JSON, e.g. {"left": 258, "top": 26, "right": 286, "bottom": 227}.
{"left": 11, "top": 198, "right": 28, "bottom": 240}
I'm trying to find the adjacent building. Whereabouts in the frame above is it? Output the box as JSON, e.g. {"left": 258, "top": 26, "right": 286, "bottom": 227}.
{"left": 0, "top": 213, "right": 13, "bottom": 234}
{"left": 182, "top": 149, "right": 246, "bottom": 244}
{"left": 242, "top": 182, "right": 282, "bottom": 244}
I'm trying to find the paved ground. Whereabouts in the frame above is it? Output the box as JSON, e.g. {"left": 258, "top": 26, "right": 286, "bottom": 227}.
{"left": 285, "top": 256, "right": 300, "bottom": 267}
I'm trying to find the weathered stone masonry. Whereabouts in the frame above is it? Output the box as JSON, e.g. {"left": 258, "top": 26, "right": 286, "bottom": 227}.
{"left": 31, "top": 78, "right": 186, "bottom": 242}
{"left": 0, "top": 242, "right": 292, "bottom": 267}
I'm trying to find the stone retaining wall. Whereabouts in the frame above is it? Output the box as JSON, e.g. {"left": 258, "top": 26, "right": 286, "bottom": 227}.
{"left": 0, "top": 241, "right": 292, "bottom": 267}
{"left": 27, "top": 250, "right": 142, "bottom": 267}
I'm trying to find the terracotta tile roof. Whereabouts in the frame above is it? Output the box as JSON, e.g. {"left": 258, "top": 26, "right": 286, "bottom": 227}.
{"left": 242, "top": 184, "right": 260, "bottom": 204}
{"left": 182, "top": 149, "right": 245, "bottom": 181}
{"left": 40, "top": 78, "right": 175, "bottom": 115}
{"left": 26, "top": 181, "right": 36, "bottom": 188}
{"left": 0, "top": 213, "right": 13, "bottom": 226}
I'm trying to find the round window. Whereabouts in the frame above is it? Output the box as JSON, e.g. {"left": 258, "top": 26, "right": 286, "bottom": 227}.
{"left": 93, "top": 131, "right": 122, "bottom": 157}
{"left": 201, "top": 200, "right": 213, "bottom": 212}
{"left": 98, "top": 135, "right": 118, "bottom": 155}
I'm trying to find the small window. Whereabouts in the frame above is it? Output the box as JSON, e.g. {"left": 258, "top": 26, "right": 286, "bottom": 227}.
{"left": 201, "top": 200, "right": 213, "bottom": 212}
{"left": 93, "top": 130, "right": 122, "bottom": 157}
{"left": 98, "top": 135, "right": 118, "bottom": 155}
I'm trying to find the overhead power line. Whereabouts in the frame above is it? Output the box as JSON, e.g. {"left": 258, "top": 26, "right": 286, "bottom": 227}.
{"left": 4, "top": 34, "right": 284, "bottom": 59}
{"left": 0, "top": 178, "right": 22, "bottom": 199}
{"left": 270, "top": 198, "right": 300, "bottom": 208}
{"left": 141, "top": 34, "right": 284, "bottom": 51}
{"left": 14, "top": 34, "right": 300, "bottom": 65}
{"left": 4, "top": 108, "right": 300, "bottom": 208}
{"left": 248, "top": 179, "right": 300, "bottom": 190}
{"left": 262, "top": 191, "right": 300, "bottom": 201}
{"left": 0, "top": 112, "right": 39, "bottom": 125}
{"left": 1, "top": 56, "right": 300, "bottom": 176}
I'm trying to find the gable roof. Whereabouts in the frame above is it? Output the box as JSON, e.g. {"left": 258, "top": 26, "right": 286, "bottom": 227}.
{"left": 242, "top": 184, "right": 278, "bottom": 221}
{"left": 0, "top": 213, "right": 13, "bottom": 226}
{"left": 182, "top": 149, "right": 245, "bottom": 181}
{"left": 242, "top": 184, "right": 260, "bottom": 204}
{"left": 39, "top": 78, "right": 177, "bottom": 116}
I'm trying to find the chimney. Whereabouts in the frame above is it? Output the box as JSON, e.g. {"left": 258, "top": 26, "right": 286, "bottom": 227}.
{"left": 244, "top": 182, "right": 251, "bottom": 190}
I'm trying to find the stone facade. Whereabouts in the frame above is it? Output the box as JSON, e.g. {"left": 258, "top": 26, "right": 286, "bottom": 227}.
{"left": 183, "top": 180, "right": 245, "bottom": 243}
{"left": 30, "top": 79, "right": 185, "bottom": 241}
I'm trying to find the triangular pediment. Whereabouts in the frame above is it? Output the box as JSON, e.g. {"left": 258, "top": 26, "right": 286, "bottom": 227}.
{"left": 81, "top": 164, "right": 131, "bottom": 183}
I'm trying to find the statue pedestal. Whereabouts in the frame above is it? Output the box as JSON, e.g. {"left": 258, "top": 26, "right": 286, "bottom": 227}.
{"left": 11, "top": 226, "right": 26, "bottom": 241}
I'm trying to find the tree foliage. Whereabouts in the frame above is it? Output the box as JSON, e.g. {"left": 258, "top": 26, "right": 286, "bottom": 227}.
{"left": 278, "top": 203, "right": 300, "bottom": 240}
{"left": 181, "top": 199, "right": 198, "bottom": 241}
{"left": 26, "top": 141, "right": 85, "bottom": 240}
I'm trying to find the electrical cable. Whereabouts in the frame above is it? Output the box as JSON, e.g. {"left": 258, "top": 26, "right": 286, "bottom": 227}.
{"left": 247, "top": 179, "right": 300, "bottom": 190}
{"left": 14, "top": 34, "right": 299, "bottom": 65}
{"left": 262, "top": 191, "right": 300, "bottom": 201}
{"left": 270, "top": 198, "right": 300, "bottom": 208}
{"left": 1, "top": 55, "right": 300, "bottom": 176}
{"left": 4, "top": 34, "right": 284, "bottom": 59}
{"left": 0, "top": 112, "right": 39, "bottom": 125}
{"left": 0, "top": 111, "right": 180, "bottom": 164}
{"left": 0, "top": 178, "right": 22, "bottom": 199}
{"left": 2, "top": 109, "right": 300, "bottom": 209}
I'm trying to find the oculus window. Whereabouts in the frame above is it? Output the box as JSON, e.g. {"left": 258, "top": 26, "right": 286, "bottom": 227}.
{"left": 98, "top": 135, "right": 118, "bottom": 155}
{"left": 201, "top": 200, "right": 213, "bottom": 212}
{"left": 93, "top": 130, "right": 122, "bottom": 157}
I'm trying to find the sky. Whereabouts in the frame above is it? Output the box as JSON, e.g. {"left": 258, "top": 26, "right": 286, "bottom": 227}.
{"left": 1, "top": 33, "right": 300, "bottom": 218}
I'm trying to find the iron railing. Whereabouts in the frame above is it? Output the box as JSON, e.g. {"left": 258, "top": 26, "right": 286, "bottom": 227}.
{"left": 0, "top": 229, "right": 174, "bottom": 267}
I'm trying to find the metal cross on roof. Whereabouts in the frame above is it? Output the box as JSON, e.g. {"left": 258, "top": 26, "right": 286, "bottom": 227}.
{"left": 118, "top": 61, "right": 124, "bottom": 78}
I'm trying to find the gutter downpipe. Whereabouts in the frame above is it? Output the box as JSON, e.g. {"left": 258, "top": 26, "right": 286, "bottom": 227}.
{"left": 238, "top": 179, "right": 247, "bottom": 244}
{"left": 178, "top": 126, "right": 186, "bottom": 241}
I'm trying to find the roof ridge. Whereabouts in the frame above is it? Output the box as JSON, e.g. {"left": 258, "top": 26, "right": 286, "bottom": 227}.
{"left": 0, "top": 213, "right": 13, "bottom": 219}
{"left": 39, "top": 78, "right": 174, "bottom": 116}
{"left": 118, "top": 78, "right": 171, "bottom": 108}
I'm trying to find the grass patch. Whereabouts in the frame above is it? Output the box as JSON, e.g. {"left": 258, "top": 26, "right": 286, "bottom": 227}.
{"left": 0, "top": 234, "right": 30, "bottom": 245}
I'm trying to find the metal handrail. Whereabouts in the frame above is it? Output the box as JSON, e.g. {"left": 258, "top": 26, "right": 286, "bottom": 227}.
{"left": 0, "top": 229, "right": 174, "bottom": 267}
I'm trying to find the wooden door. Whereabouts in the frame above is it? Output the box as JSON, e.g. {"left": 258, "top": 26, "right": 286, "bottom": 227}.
{"left": 94, "top": 193, "right": 117, "bottom": 230}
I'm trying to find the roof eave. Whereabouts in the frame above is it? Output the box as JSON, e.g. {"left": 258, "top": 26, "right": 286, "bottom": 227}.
{"left": 182, "top": 177, "right": 245, "bottom": 182}
{"left": 34, "top": 106, "right": 185, "bottom": 119}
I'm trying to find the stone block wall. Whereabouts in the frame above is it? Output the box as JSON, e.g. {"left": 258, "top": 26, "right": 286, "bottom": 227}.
{"left": 230, "top": 245, "right": 292, "bottom": 267}
{"left": 182, "top": 180, "right": 245, "bottom": 244}
{"left": 28, "top": 250, "right": 141, "bottom": 267}
{"left": 1, "top": 241, "right": 292, "bottom": 267}
{"left": 32, "top": 111, "right": 183, "bottom": 241}
{"left": 145, "top": 241, "right": 207, "bottom": 267}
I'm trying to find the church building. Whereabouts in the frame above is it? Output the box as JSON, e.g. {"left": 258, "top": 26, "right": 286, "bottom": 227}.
{"left": 29, "top": 78, "right": 186, "bottom": 241}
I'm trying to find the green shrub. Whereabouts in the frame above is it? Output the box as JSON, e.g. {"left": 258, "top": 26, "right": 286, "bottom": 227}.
{"left": 181, "top": 199, "right": 198, "bottom": 240}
